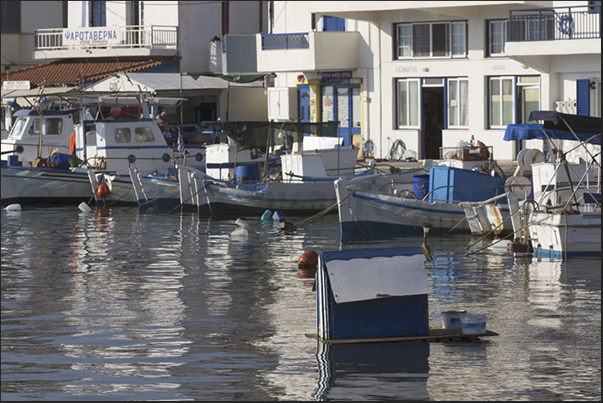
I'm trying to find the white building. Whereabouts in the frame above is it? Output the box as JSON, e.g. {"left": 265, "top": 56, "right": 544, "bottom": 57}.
{"left": 242, "top": 1, "right": 600, "bottom": 161}
{"left": 2, "top": 1, "right": 600, "bottom": 163}
{"left": 2, "top": 1, "right": 270, "bottom": 127}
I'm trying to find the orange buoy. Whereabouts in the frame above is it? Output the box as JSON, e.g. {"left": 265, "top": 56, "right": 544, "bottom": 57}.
{"left": 96, "top": 183, "right": 110, "bottom": 199}
{"left": 298, "top": 250, "right": 319, "bottom": 267}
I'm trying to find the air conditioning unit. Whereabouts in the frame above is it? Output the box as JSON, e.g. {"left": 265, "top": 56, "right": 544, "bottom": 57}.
{"left": 554, "top": 100, "right": 563, "bottom": 112}
{"left": 565, "top": 98, "right": 577, "bottom": 114}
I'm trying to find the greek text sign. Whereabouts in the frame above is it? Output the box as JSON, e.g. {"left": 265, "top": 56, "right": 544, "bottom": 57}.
{"left": 64, "top": 28, "right": 120, "bottom": 46}
{"left": 321, "top": 71, "right": 352, "bottom": 84}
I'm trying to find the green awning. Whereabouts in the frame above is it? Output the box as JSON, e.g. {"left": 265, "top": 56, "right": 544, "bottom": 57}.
{"left": 186, "top": 72, "right": 266, "bottom": 84}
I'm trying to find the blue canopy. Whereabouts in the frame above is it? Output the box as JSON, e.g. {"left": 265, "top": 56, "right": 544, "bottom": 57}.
{"left": 504, "top": 111, "right": 601, "bottom": 145}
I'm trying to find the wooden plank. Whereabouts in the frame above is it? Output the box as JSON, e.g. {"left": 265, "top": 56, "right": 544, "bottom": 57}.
{"left": 306, "top": 328, "right": 498, "bottom": 344}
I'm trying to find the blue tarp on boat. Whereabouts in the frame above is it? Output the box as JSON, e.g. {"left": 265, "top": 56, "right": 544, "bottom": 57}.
{"left": 504, "top": 111, "right": 601, "bottom": 145}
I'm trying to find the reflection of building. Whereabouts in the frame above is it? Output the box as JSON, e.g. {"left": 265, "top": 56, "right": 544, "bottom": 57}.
{"left": 314, "top": 341, "right": 430, "bottom": 400}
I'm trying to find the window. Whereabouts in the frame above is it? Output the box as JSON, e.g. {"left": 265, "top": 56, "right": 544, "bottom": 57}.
{"left": 115, "top": 128, "right": 131, "bottom": 143}
{"left": 135, "top": 127, "right": 155, "bottom": 142}
{"left": 397, "top": 79, "right": 420, "bottom": 128}
{"left": 489, "top": 76, "right": 540, "bottom": 127}
{"left": 488, "top": 20, "right": 508, "bottom": 56}
{"left": 448, "top": 78, "right": 469, "bottom": 128}
{"left": 89, "top": 1, "right": 106, "bottom": 27}
{"left": 396, "top": 21, "right": 467, "bottom": 59}
{"left": 29, "top": 118, "right": 63, "bottom": 136}
{"left": 1, "top": 1, "right": 21, "bottom": 33}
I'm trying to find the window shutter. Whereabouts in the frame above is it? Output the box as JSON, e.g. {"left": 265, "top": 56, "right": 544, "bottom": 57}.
{"left": 576, "top": 79, "right": 590, "bottom": 116}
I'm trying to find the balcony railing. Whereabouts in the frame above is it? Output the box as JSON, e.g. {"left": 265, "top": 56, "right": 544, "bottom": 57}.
{"left": 34, "top": 25, "right": 178, "bottom": 51}
{"left": 261, "top": 33, "right": 309, "bottom": 49}
{"left": 509, "top": 5, "right": 601, "bottom": 42}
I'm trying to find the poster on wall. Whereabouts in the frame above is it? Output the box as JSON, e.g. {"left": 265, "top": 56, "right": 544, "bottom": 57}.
{"left": 322, "top": 86, "right": 334, "bottom": 122}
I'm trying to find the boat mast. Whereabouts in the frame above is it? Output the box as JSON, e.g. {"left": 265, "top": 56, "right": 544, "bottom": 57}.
{"left": 36, "top": 79, "right": 47, "bottom": 159}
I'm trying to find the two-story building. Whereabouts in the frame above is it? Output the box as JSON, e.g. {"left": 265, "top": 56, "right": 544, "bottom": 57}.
{"left": 1, "top": 1, "right": 270, "bottom": 131}
{"left": 225, "top": 1, "right": 600, "bottom": 161}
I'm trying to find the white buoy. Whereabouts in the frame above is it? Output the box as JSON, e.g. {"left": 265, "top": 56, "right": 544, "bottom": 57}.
{"left": 78, "top": 202, "right": 91, "bottom": 212}
{"left": 230, "top": 226, "right": 249, "bottom": 238}
{"left": 235, "top": 218, "right": 249, "bottom": 228}
{"left": 4, "top": 204, "right": 21, "bottom": 211}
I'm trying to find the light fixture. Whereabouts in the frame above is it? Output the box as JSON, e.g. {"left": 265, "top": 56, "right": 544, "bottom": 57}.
{"left": 422, "top": 67, "right": 429, "bottom": 72}
{"left": 521, "top": 64, "right": 528, "bottom": 69}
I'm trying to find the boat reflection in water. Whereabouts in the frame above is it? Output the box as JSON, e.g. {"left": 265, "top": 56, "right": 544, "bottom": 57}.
{"left": 314, "top": 341, "right": 430, "bottom": 400}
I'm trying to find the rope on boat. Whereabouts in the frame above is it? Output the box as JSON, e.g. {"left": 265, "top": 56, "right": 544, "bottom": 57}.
{"left": 275, "top": 190, "right": 354, "bottom": 235}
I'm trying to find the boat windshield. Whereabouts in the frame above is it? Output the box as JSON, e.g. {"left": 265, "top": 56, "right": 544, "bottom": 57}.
{"left": 8, "top": 117, "right": 28, "bottom": 139}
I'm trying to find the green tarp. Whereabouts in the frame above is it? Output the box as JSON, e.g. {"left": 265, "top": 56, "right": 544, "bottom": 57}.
{"left": 186, "top": 72, "right": 266, "bottom": 84}
{"left": 203, "top": 121, "right": 341, "bottom": 152}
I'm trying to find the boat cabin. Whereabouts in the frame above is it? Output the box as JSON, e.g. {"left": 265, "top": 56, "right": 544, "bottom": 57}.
{"left": 1, "top": 109, "right": 77, "bottom": 165}
{"left": 76, "top": 118, "right": 173, "bottom": 174}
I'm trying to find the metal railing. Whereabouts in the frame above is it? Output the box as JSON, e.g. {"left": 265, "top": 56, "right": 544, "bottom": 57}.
{"left": 34, "top": 25, "right": 178, "bottom": 51}
{"left": 261, "top": 33, "right": 310, "bottom": 49}
{"left": 509, "top": 5, "right": 601, "bottom": 42}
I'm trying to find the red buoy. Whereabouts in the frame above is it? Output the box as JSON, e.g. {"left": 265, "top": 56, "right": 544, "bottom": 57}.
{"left": 299, "top": 250, "right": 319, "bottom": 267}
{"left": 96, "top": 183, "right": 110, "bottom": 199}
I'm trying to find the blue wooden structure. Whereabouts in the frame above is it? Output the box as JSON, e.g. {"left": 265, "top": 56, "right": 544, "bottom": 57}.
{"left": 317, "top": 246, "right": 431, "bottom": 341}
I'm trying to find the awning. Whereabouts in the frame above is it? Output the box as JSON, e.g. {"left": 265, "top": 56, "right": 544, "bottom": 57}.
{"left": 186, "top": 71, "right": 266, "bottom": 84}
{"left": 504, "top": 111, "right": 601, "bottom": 145}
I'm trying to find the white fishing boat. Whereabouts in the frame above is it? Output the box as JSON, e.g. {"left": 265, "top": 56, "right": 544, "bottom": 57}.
{"left": 459, "top": 148, "right": 540, "bottom": 238}
{"left": 1, "top": 92, "right": 222, "bottom": 206}
{"left": 499, "top": 111, "right": 600, "bottom": 258}
{"left": 1, "top": 105, "right": 94, "bottom": 205}
{"left": 334, "top": 145, "right": 507, "bottom": 239}
{"left": 177, "top": 122, "right": 419, "bottom": 215}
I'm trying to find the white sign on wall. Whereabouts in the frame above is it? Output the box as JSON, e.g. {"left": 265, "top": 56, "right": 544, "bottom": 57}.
{"left": 64, "top": 27, "right": 120, "bottom": 46}
{"left": 3, "top": 81, "right": 30, "bottom": 90}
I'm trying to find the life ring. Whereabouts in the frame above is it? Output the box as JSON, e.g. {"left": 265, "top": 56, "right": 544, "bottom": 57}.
{"left": 558, "top": 14, "right": 573, "bottom": 35}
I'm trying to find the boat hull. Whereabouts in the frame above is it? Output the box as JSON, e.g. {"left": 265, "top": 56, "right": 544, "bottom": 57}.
{"left": 336, "top": 182, "right": 470, "bottom": 238}
{"left": 528, "top": 211, "right": 601, "bottom": 258}
{"left": 1, "top": 164, "right": 92, "bottom": 205}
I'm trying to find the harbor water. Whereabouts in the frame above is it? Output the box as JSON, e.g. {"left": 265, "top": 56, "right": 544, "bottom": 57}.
{"left": 1, "top": 205, "right": 601, "bottom": 401}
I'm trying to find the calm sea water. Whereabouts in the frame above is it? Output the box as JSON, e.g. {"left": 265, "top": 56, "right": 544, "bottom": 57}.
{"left": 1, "top": 205, "right": 600, "bottom": 401}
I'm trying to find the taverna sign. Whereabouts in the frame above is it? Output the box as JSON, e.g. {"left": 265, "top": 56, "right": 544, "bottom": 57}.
{"left": 64, "top": 27, "right": 120, "bottom": 46}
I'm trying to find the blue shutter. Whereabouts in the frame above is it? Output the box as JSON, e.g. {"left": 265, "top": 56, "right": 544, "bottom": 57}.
{"left": 323, "top": 16, "right": 345, "bottom": 32}
{"left": 576, "top": 79, "right": 590, "bottom": 116}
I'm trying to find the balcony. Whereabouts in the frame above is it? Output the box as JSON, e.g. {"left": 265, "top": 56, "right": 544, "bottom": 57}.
{"left": 255, "top": 31, "right": 359, "bottom": 73}
{"left": 505, "top": 5, "right": 601, "bottom": 72}
{"left": 33, "top": 25, "right": 178, "bottom": 59}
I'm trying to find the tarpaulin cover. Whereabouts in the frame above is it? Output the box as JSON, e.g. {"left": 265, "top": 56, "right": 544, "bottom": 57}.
{"left": 504, "top": 111, "right": 601, "bottom": 145}
{"left": 204, "top": 121, "right": 341, "bottom": 152}
{"left": 528, "top": 111, "right": 601, "bottom": 135}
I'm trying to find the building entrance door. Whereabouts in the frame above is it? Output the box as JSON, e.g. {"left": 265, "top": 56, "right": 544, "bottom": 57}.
{"left": 321, "top": 84, "right": 360, "bottom": 146}
{"left": 422, "top": 86, "right": 444, "bottom": 160}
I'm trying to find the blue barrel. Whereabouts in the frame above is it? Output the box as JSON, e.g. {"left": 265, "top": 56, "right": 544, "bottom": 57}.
{"left": 413, "top": 174, "right": 430, "bottom": 199}
{"left": 7, "top": 155, "right": 19, "bottom": 166}
{"left": 56, "top": 154, "right": 76, "bottom": 170}
{"left": 235, "top": 164, "right": 260, "bottom": 182}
